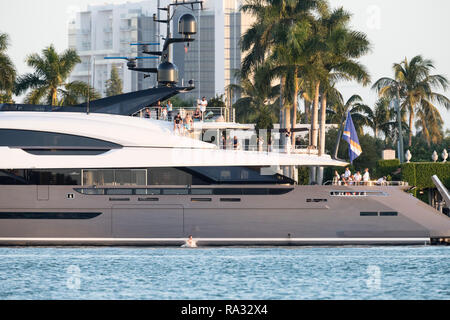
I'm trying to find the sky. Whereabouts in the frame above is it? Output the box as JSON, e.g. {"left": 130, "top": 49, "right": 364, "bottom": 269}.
{"left": 0, "top": 0, "right": 449, "bottom": 130}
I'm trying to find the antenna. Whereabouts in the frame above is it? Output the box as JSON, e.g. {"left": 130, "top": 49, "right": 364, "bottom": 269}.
{"left": 106, "top": 1, "right": 203, "bottom": 88}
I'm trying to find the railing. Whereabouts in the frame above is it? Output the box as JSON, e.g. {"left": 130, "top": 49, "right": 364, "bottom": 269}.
{"left": 324, "top": 180, "right": 408, "bottom": 187}
{"left": 136, "top": 106, "right": 233, "bottom": 123}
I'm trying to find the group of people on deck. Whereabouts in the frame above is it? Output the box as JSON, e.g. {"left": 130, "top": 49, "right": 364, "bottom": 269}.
{"left": 143, "top": 100, "right": 173, "bottom": 121}
{"left": 142, "top": 97, "right": 209, "bottom": 136}
{"left": 333, "top": 167, "right": 370, "bottom": 185}
{"left": 333, "top": 168, "right": 389, "bottom": 186}
{"left": 173, "top": 97, "right": 208, "bottom": 135}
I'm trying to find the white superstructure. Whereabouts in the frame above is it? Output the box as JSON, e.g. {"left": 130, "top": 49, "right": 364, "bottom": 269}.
{"left": 0, "top": 112, "right": 346, "bottom": 169}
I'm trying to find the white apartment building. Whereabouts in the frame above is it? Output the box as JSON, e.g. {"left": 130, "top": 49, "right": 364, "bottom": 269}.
{"left": 68, "top": 0, "right": 253, "bottom": 100}
{"left": 173, "top": 0, "right": 254, "bottom": 102}
{"left": 68, "top": 1, "right": 162, "bottom": 97}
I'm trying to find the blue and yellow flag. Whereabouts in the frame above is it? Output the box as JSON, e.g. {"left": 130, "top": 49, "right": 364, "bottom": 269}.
{"left": 343, "top": 112, "right": 362, "bottom": 163}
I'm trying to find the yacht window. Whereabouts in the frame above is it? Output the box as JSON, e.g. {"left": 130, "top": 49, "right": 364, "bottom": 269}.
{"left": 82, "top": 169, "right": 147, "bottom": 186}
{"left": 0, "top": 212, "right": 102, "bottom": 219}
{"left": 240, "top": 170, "right": 249, "bottom": 180}
{"left": 23, "top": 149, "right": 109, "bottom": 156}
{"left": 191, "top": 188, "right": 213, "bottom": 195}
{"left": 214, "top": 188, "right": 243, "bottom": 195}
{"left": 186, "top": 166, "right": 295, "bottom": 185}
{"left": 360, "top": 212, "right": 378, "bottom": 216}
{"left": 220, "top": 198, "right": 241, "bottom": 202}
{"left": 74, "top": 188, "right": 105, "bottom": 195}
{"left": 380, "top": 211, "right": 398, "bottom": 216}
{"left": 148, "top": 168, "right": 193, "bottom": 185}
{"left": 135, "top": 188, "right": 161, "bottom": 195}
{"left": 191, "top": 198, "right": 212, "bottom": 202}
{"left": 220, "top": 170, "right": 231, "bottom": 180}
{"left": 306, "top": 199, "right": 328, "bottom": 202}
{"left": 21, "top": 169, "right": 82, "bottom": 185}
{"left": 0, "top": 129, "right": 122, "bottom": 149}
{"left": 162, "top": 188, "right": 189, "bottom": 195}
{"left": 138, "top": 197, "right": 159, "bottom": 202}
{"left": 106, "top": 189, "right": 133, "bottom": 195}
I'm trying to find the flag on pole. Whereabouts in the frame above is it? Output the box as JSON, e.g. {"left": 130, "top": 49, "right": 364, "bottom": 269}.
{"left": 343, "top": 112, "right": 362, "bottom": 163}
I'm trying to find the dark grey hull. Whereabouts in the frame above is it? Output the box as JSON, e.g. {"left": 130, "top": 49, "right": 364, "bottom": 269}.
{"left": 0, "top": 185, "right": 449, "bottom": 245}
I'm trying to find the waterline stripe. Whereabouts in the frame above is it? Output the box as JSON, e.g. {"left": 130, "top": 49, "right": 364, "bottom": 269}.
{"left": 0, "top": 237, "right": 431, "bottom": 243}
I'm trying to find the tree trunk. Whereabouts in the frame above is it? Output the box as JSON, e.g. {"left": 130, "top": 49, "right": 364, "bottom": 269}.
{"left": 311, "top": 81, "right": 320, "bottom": 148}
{"left": 284, "top": 104, "right": 291, "bottom": 133}
{"left": 280, "top": 75, "right": 287, "bottom": 149}
{"left": 292, "top": 74, "right": 298, "bottom": 147}
{"left": 305, "top": 99, "right": 311, "bottom": 123}
{"left": 408, "top": 107, "right": 413, "bottom": 147}
{"left": 51, "top": 87, "right": 58, "bottom": 106}
{"left": 319, "top": 92, "right": 327, "bottom": 156}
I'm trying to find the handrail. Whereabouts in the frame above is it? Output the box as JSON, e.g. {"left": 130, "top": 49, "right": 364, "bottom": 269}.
{"left": 136, "top": 106, "right": 231, "bottom": 122}
{"left": 329, "top": 181, "right": 408, "bottom": 187}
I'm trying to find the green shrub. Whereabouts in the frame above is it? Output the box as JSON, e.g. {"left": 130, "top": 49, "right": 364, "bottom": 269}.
{"left": 401, "top": 162, "right": 450, "bottom": 189}
{"left": 376, "top": 159, "right": 400, "bottom": 178}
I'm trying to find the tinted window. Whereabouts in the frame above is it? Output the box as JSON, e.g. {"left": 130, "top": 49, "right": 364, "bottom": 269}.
{"left": 0, "top": 129, "right": 122, "bottom": 149}
{"left": 162, "top": 188, "right": 189, "bottom": 195}
{"left": 380, "top": 211, "right": 398, "bottom": 216}
{"left": 191, "top": 188, "right": 213, "bottom": 195}
{"left": 360, "top": 212, "right": 378, "bottom": 216}
{"left": 0, "top": 212, "right": 101, "bottom": 219}
{"left": 186, "top": 166, "right": 295, "bottom": 185}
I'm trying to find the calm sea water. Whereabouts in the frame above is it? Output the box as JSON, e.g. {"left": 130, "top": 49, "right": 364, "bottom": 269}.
{"left": 0, "top": 246, "right": 449, "bottom": 300}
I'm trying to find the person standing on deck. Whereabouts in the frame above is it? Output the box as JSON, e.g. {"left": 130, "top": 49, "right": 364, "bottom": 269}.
{"left": 344, "top": 167, "right": 352, "bottom": 179}
{"left": 166, "top": 100, "right": 173, "bottom": 121}
{"left": 333, "top": 171, "right": 341, "bottom": 185}
{"left": 155, "top": 100, "right": 162, "bottom": 120}
{"left": 144, "top": 107, "right": 151, "bottom": 119}
{"left": 363, "top": 168, "right": 370, "bottom": 184}
{"left": 193, "top": 107, "right": 202, "bottom": 121}
{"left": 200, "top": 97, "right": 207, "bottom": 121}
{"left": 233, "top": 136, "right": 240, "bottom": 150}
{"left": 285, "top": 129, "right": 292, "bottom": 154}
{"left": 257, "top": 136, "right": 264, "bottom": 152}
{"left": 354, "top": 171, "right": 362, "bottom": 184}
{"left": 174, "top": 112, "right": 182, "bottom": 134}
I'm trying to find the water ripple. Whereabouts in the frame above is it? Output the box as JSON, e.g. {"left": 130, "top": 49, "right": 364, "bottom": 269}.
{"left": 0, "top": 246, "right": 448, "bottom": 300}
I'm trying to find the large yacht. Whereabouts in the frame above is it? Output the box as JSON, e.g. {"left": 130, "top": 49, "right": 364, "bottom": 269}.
{"left": 0, "top": 0, "right": 448, "bottom": 246}
{"left": 0, "top": 110, "right": 449, "bottom": 246}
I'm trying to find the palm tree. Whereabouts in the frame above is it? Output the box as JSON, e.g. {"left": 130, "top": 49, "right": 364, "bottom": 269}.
{"left": 0, "top": 32, "right": 16, "bottom": 103}
{"left": 372, "top": 55, "right": 450, "bottom": 146}
{"left": 309, "top": 7, "right": 371, "bottom": 155}
{"left": 241, "top": 0, "right": 325, "bottom": 143}
{"left": 369, "top": 97, "right": 394, "bottom": 140}
{"left": 228, "top": 65, "right": 279, "bottom": 124}
{"left": 15, "top": 45, "right": 99, "bottom": 106}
